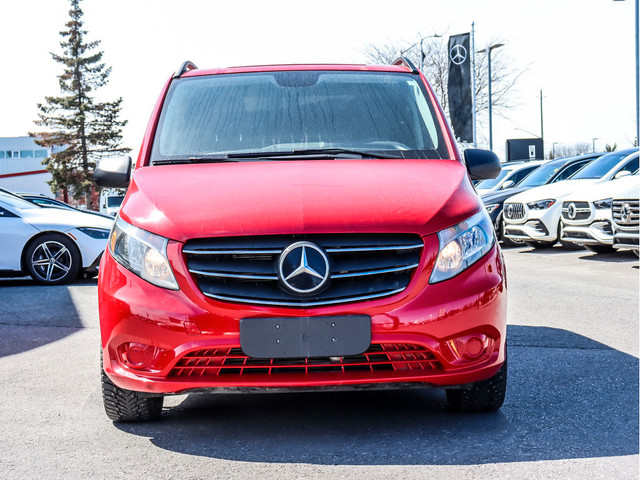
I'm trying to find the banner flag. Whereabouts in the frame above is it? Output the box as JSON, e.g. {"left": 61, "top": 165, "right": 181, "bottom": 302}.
{"left": 447, "top": 33, "right": 473, "bottom": 143}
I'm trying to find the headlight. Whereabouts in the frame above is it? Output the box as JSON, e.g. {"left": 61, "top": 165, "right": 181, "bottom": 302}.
{"left": 108, "top": 216, "right": 178, "bottom": 290}
{"left": 430, "top": 210, "right": 495, "bottom": 283}
{"left": 77, "top": 227, "right": 110, "bottom": 239}
{"left": 527, "top": 199, "right": 555, "bottom": 210}
{"left": 593, "top": 198, "right": 612, "bottom": 210}
{"left": 485, "top": 203, "right": 500, "bottom": 214}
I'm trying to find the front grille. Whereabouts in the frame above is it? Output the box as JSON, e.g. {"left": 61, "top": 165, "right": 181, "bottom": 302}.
{"left": 183, "top": 234, "right": 423, "bottom": 307}
{"left": 561, "top": 201, "right": 591, "bottom": 221}
{"left": 169, "top": 344, "right": 441, "bottom": 377}
{"left": 612, "top": 199, "right": 640, "bottom": 227}
{"left": 503, "top": 203, "right": 525, "bottom": 220}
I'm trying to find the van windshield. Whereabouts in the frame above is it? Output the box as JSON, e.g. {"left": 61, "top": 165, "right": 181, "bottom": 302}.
{"left": 150, "top": 71, "right": 449, "bottom": 162}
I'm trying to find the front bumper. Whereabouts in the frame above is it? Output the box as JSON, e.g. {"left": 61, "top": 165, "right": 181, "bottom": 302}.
{"left": 503, "top": 203, "right": 559, "bottom": 243}
{"left": 99, "top": 239, "right": 507, "bottom": 395}
{"left": 613, "top": 229, "right": 640, "bottom": 251}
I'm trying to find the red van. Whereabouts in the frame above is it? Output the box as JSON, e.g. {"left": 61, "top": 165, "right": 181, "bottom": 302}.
{"left": 96, "top": 59, "right": 506, "bottom": 421}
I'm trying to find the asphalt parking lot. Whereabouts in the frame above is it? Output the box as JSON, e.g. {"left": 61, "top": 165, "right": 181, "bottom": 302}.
{"left": 0, "top": 246, "right": 637, "bottom": 480}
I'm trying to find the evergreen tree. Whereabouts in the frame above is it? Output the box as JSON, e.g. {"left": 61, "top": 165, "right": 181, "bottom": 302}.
{"left": 31, "top": 0, "right": 128, "bottom": 206}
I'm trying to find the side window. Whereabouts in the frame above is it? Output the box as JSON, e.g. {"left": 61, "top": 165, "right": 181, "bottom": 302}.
{"left": 553, "top": 161, "right": 588, "bottom": 182}
{"left": 617, "top": 157, "right": 639, "bottom": 176}
{"left": 0, "top": 206, "right": 18, "bottom": 218}
{"left": 511, "top": 166, "right": 536, "bottom": 185}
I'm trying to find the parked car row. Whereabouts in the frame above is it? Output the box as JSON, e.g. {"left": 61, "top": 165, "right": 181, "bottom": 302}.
{"left": 483, "top": 148, "right": 639, "bottom": 256}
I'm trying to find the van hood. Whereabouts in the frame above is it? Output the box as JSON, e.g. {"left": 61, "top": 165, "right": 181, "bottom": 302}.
{"left": 120, "top": 159, "right": 481, "bottom": 242}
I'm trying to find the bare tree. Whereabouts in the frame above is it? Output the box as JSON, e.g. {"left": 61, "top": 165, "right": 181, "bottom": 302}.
{"left": 363, "top": 36, "right": 526, "bottom": 123}
{"left": 551, "top": 142, "right": 592, "bottom": 159}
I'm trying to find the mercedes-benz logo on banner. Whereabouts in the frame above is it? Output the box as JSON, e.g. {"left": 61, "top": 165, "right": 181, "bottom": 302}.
{"left": 567, "top": 203, "right": 577, "bottom": 220}
{"left": 621, "top": 203, "right": 632, "bottom": 224}
{"left": 450, "top": 44, "right": 468, "bottom": 65}
{"left": 278, "top": 242, "right": 330, "bottom": 294}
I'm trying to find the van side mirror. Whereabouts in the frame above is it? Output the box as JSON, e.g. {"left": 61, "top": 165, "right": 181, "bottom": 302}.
{"left": 464, "top": 149, "right": 501, "bottom": 180}
{"left": 95, "top": 156, "right": 132, "bottom": 188}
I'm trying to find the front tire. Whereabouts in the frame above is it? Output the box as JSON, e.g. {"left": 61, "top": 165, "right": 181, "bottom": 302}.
{"left": 24, "top": 233, "right": 81, "bottom": 285}
{"left": 446, "top": 357, "right": 507, "bottom": 412}
{"left": 101, "top": 357, "right": 163, "bottom": 422}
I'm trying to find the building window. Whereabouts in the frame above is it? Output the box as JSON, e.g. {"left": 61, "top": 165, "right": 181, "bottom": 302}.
{"left": 0, "top": 151, "right": 4, "bottom": 158}
{"left": 20, "top": 150, "right": 34, "bottom": 158}
{"left": 11, "top": 151, "right": 19, "bottom": 158}
{"left": 34, "top": 150, "right": 48, "bottom": 158}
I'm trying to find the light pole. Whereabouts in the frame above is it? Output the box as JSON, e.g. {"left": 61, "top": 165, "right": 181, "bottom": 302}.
{"left": 400, "top": 34, "right": 442, "bottom": 71}
{"left": 613, "top": 0, "right": 639, "bottom": 144}
{"left": 477, "top": 43, "right": 504, "bottom": 151}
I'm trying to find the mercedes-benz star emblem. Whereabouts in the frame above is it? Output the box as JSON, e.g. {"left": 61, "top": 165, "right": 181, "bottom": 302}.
{"left": 567, "top": 203, "right": 577, "bottom": 220}
{"left": 278, "top": 242, "right": 330, "bottom": 294}
{"left": 450, "top": 44, "right": 468, "bottom": 65}
{"left": 505, "top": 204, "right": 513, "bottom": 219}
{"left": 621, "top": 203, "right": 632, "bottom": 224}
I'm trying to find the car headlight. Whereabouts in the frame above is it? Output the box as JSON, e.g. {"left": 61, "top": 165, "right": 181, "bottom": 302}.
{"left": 527, "top": 199, "right": 556, "bottom": 210}
{"left": 77, "top": 227, "right": 111, "bottom": 239}
{"left": 108, "top": 216, "right": 178, "bottom": 290}
{"left": 485, "top": 203, "right": 500, "bottom": 214}
{"left": 430, "top": 209, "right": 495, "bottom": 283}
{"left": 593, "top": 198, "right": 612, "bottom": 210}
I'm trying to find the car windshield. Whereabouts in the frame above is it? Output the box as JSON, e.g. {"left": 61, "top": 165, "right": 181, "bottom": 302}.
{"left": 151, "top": 71, "right": 449, "bottom": 161}
{"left": 571, "top": 152, "right": 630, "bottom": 180}
{"left": 475, "top": 167, "right": 514, "bottom": 189}
{"left": 517, "top": 161, "right": 566, "bottom": 187}
{"left": 0, "top": 190, "right": 39, "bottom": 210}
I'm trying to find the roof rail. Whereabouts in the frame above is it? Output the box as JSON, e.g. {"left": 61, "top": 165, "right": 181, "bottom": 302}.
{"left": 173, "top": 60, "right": 198, "bottom": 79}
{"left": 392, "top": 56, "right": 419, "bottom": 75}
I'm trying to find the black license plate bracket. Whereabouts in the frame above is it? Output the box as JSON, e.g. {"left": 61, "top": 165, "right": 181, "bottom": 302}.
{"left": 240, "top": 315, "right": 371, "bottom": 359}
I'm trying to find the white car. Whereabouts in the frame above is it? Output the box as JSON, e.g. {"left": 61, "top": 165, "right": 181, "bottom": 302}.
{"left": 0, "top": 188, "right": 113, "bottom": 284}
{"left": 560, "top": 173, "right": 639, "bottom": 253}
{"left": 503, "top": 149, "right": 639, "bottom": 248}
{"left": 474, "top": 160, "right": 546, "bottom": 196}
{"left": 612, "top": 182, "right": 640, "bottom": 255}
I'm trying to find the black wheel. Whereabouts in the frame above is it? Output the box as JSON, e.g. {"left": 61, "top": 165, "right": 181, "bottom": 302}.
{"left": 101, "top": 355, "right": 163, "bottom": 422}
{"left": 525, "top": 241, "right": 555, "bottom": 249}
{"left": 584, "top": 244, "right": 615, "bottom": 254}
{"left": 499, "top": 214, "right": 525, "bottom": 248}
{"left": 24, "top": 233, "right": 81, "bottom": 285}
{"left": 446, "top": 357, "right": 507, "bottom": 412}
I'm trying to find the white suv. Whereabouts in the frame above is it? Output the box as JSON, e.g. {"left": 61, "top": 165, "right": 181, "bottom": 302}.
{"left": 560, "top": 173, "right": 639, "bottom": 253}
{"left": 503, "top": 149, "right": 639, "bottom": 248}
{"left": 612, "top": 182, "right": 640, "bottom": 255}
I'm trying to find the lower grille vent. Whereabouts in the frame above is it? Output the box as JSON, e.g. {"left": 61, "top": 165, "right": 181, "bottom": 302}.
{"left": 170, "top": 344, "right": 440, "bottom": 377}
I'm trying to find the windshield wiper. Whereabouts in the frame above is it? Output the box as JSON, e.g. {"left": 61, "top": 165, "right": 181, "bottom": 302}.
{"left": 226, "top": 148, "right": 403, "bottom": 160}
{"left": 152, "top": 156, "right": 239, "bottom": 165}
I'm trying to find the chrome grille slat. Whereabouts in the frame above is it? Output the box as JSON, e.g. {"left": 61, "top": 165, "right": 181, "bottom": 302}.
{"left": 503, "top": 202, "right": 525, "bottom": 220}
{"left": 183, "top": 234, "right": 422, "bottom": 307}
{"left": 612, "top": 199, "right": 640, "bottom": 227}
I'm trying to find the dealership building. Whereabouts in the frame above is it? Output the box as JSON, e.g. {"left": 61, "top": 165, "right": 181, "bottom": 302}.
{"left": 0, "top": 136, "right": 59, "bottom": 195}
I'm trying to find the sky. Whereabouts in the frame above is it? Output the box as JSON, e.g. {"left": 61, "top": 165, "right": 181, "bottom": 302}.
{"left": 0, "top": 0, "right": 637, "bottom": 160}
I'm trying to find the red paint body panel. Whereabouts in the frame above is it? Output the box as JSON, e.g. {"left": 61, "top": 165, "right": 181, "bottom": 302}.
{"left": 98, "top": 62, "right": 507, "bottom": 396}
{"left": 120, "top": 160, "right": 479, "bottom": 243}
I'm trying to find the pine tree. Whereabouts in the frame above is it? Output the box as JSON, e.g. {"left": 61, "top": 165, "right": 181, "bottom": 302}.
{"left": 31, "top": 0, "right": 128, "bottom": 206}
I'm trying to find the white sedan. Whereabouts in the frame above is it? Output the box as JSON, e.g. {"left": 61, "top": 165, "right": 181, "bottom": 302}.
{"left": 0, "top": 188, "right": 114, "bottom": 284}
{"left": 503, "top": 149, "right": 639, "bottom": 248}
